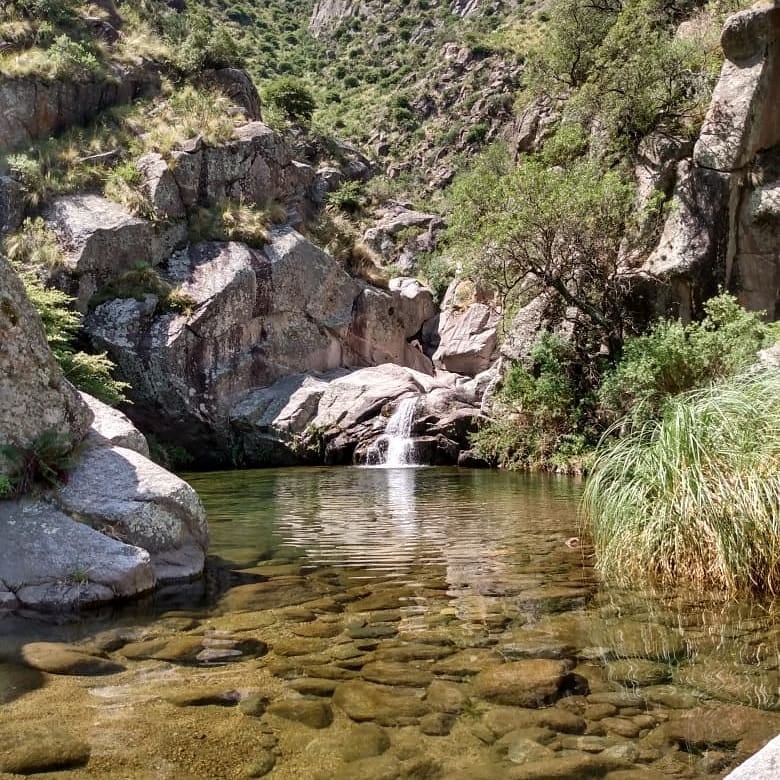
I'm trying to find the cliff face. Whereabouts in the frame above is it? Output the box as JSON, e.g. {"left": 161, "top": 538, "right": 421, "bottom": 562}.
{"left": 644, "top": 5, "right": 780, "bottom": 321}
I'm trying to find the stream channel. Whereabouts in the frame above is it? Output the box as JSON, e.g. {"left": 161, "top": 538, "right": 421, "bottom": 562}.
{"left": 1, "top": 467, "right": 779, "bottom": 779}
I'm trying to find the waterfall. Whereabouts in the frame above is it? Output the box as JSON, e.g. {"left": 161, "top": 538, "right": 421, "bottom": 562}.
{"left": 368, "top": 397, "right": 418, "bottom": 467}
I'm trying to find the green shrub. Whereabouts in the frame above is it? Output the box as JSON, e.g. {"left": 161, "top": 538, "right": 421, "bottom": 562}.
{"left": 263, "top": 76, "right": 316, "bottom": 122}
{"left": 327, "top": 180, "right": 362, "bottom": 213}
{"left": 583, "top": 368, "right": 780, "bottom": 593}
{"left": 472, "top": 332, "right": 591, "bottom": 470}
{"left": 104, "top": 162, "right": 153, "bottom": 218}
{"left": 415, "top": 253, "right": 454, "bottom": 302}
{"left": 48, "top": 35, "right": 100, "bottom": 79}
{"left": 19, "top": 272, "right": 129, "bottom": 405}
{"left": 5, "top": 155, "right": 46, "bottom": 208}
{"left": 598, "top": 294, "right": 780, "bottom": 424}
{"left": 465, "top": 122, "right": 489, "bottom": 145}
{"left": 189, "top": 200, "right": 273, "bottom": 247}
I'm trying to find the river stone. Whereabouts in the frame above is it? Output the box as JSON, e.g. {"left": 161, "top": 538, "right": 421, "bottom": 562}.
{"left": 601, "top": 717, "right": 642, "bottom": 739}
{"left": 290, "top": 621, "right": 341, "bottom": 638}
{"left": 163, "top": 686, "right": 242, "bottom": 707}
{"left": 378, "top": 643, "right": 453, "bottom": 662}
{"left": 420, "top": 712, "right": 456, "bottom": 736}
{"left": 641, "top": 685, "right": 701, "bottom": 710}
{"left": 341, "top": 722, "right": 391, "bottom": 761}
{"left": 348, "top": 622, "right": 398, "bottom": 640}
{"left": 655, "top": 704, "right": 780, "bottom": 758}
{"left": 558, "top": 735, "right": 616, "bottom": 753}
{"left": 361, "top": 660, "right": 433, "bottom": 688}
{"left": 333, "top": 680, "right": 430, "bottom": 725}
{"left": 243, "top": 749, "right": 276, "bottom": 778}
{"left": 219, "top": 580, "right": 317, "bottom": 612}
{"left": 605, "top": 659, "right": 671, "bottom": 686}
{"left": 239, "top": 694, "right": 269, "bottom": 717}
{"left": 499, "top": 735, "right": 557, "bottom": 765}
{"left": 483, "top": 706, "right": 587, "bottom": 737}
{"left": 272, "top": 638, "right": 329, "bottom": 657}
{"left": 120, "top": 636, "right": 204, "bottom": 663}
{"left": 504, "top": 752, "right": 629, "bottom": 779}
{"left": 266, "top": 698, "right": 334, "bottom": 729}
{"left": 0, "top": 725, "right": 90, "bottom": 774}
{"left": 474, "top": 660, "right": 578, "bottom": 707}
{"left": 19, "top": 642, "right": 123, "bottom": 676}
{"left": 432, "top": 648, "right": 500, "bottom": 676}
{"left": 288, "top": 678, "right": 339, "bottom": 696}
{"left": 425, "top": 680, "right": 465, "bottom": 713}
{"left": 322, "top": 754, "right": 403, "bottom": 780}
{"left": 675, "top": 662, "right": 780, "bottom": 709}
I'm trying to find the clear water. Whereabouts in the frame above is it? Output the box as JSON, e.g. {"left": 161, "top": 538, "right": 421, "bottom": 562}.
{"left": 0, "top": 467, "right": 778, "bottom": 779}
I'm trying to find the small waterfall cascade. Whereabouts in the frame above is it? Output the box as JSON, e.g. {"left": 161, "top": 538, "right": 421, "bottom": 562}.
{"left": 368, "top": 397, "right": 418, "bottom": 467}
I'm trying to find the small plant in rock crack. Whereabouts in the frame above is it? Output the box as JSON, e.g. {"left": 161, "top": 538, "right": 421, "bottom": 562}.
{"left": 0, "top": 431, "right": 78, "bottom": 498}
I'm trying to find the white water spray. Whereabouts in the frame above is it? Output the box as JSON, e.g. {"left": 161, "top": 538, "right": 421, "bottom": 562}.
{"left": 368, "top": 397, "right": 418, "bottom": 467}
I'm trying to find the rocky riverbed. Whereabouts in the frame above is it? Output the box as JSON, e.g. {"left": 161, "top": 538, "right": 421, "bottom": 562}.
{"left": 0, "top": 468, "right": 778, "bottom": 779}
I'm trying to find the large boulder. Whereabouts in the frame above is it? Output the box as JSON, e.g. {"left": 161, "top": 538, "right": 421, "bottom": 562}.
{"left": 199, "top": 68, "right": 262, "bottom": 120}
{"left": 432, "top": 303, "right": 499, "bottom": 376}
{"left": 0, "top": 256, "right": 92, "bottom": 470}
{"left": 55, "top": 444, "right": 208, "bottom": 582}
{"left": 45, "top": 194, "right": 185, "bottom": 312}
{"left": 0, "top": 501, "right": 155, "bottom": 610}
{"left": 80, "top": 392, "right": 150, "bottom": 457}
{"left": 86, "top": 231, "right": 439, "bottom": 463}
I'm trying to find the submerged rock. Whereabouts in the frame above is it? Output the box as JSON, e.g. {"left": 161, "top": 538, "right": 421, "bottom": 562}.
{"left": 0, "top": 724, "right": 90, "bottom": 774}
{"left": 474, "top": 659, "right": 584, "bottom": 708}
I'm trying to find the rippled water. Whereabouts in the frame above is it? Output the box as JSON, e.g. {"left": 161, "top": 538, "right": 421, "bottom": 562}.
{"left": 1, "top": 467, "right": 778, "bottom": 779}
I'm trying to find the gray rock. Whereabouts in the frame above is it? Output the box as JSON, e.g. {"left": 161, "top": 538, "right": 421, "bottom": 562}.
{"left": 433, "top": 302, "right": 499, "bottom": 376}
{"left": 136, "top": 152, "right": 185, "bottom": 220}
{"left": 200, "top": 67, "right": 262, "bottom": 120}
{"left": 388, "top": 277, "right": 437, "bottom": 339}
{"left": 0, "top": 257, "right": 93, "bottom": 465}
{"left": 44, "top": 194, "right": 181, "bottom": 312}
{"left": 0, "top": 500, "right": 155, "bottom": 609}
{"left": 0, "top": 175, "right": 24, "bottom": 234}
{"left": 55, "top": 444, "right": 208, "bottom": 581}
{"left": 80, "top": 392, "right": 149, "bottom": 456}
{"left": 721, "top": 7, "right": 779, "bottom": 63}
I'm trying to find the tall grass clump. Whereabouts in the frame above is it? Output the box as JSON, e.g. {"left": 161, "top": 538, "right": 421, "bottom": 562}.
{"left": 582, "top": 368, "right": 780, "bottom": 594}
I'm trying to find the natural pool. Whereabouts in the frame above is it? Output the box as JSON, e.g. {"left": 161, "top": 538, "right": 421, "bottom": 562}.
{"left": 0, "top": 467, "right": 779, "bottom": 778}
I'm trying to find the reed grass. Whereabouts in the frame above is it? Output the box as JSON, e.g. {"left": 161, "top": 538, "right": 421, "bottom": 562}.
{"left": 582, "top": 367, "right": 780, "bottom": 594}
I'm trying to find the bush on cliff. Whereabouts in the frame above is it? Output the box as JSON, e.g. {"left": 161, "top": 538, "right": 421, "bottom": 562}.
{"left": 582, "top": 368, "right": 780, "bottom": 593}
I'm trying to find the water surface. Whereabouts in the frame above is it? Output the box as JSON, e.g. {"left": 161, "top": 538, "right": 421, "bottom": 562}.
{"left": 0, "top": 467, "right": 778, "bottom": 779}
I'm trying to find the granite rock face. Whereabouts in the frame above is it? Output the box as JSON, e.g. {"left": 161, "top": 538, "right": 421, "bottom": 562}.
{"left": 0, "top": 256, "right": 92, "bottom": 471}
{"left": 644, "top": 5, "right": 780, "bottom": 320}
{"left": 85, "top": 232, "right": 440, "bottom": 463}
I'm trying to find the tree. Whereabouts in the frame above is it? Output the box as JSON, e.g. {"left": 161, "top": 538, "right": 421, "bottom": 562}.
{"left": 446, "top": 145, "right": 635, "bottom": 356}
{"left": 264, "top": 77, "right": 316, "bottom": 122}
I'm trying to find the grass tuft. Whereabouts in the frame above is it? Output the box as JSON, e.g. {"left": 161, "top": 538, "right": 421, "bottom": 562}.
{"left": 582, "top": 367, "right": 780, "bottom": 594}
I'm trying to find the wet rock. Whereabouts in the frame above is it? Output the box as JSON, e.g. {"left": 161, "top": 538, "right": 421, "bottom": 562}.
{"left": 272, "top": 638, "right": 330, "bottom": 657}
{"left": 483, "top": 706, "right": 587, "bottom": 737}
{"left": 322, "top": 754, "right": 403, "bottom": 780}
{"left": 348, "top": 622, "right": 398, "bottom": 640}
{"left": 333, "top": 680, "right": 429, "bottom": 726}
{"left": 341, "top": 722, "right": 391, "bottom": 761}
{"left": 239, "top": 693, "right": 269, "bottom": 717}
{"left": 0, "top": 725, "right": 90, "bottom": 774}
{"left": 220, "top": 580, "right": 317, "bottom": 612}
{"left": 19, "top": 642, "right": 124, "bottom": 676}
{"left": 290, "top": 621, "right": 342, "bottom": 638}
{"left": 604, "top": 659, "right": 671, "bottom": 687}
{"left": 654, "top": 704, "right": 780, "bottom": 759}
{"left": 120, "top": 636, "right": 204, "bottom": 663}
{"left": 243, "top": 749, "right": 276, "bottom": 778}
{"left": 500, "top": 736, "right": 557, "bottom": 765}
{"left": 379, "top": 643, "right": 454, "bottom": 662}
{"left": 420, "top": 712, "right": 456, "bottom": 736}
{"left": 425, "top": 680, "right": 465, "bottom": 713}
{"left": 474, "top": 659, "right": 582, "bottom": 708}
{"left": 675, "top": 662, "right": 780, "bottom": 709}
{"left": 504, "top": 752, "right": 629, "bottom": 779}
{"left": 361, "top": 660, "right": 432, "bottom": 688}
{"left": 432, "top": 648, "right": 500, "bottom": 676}
{"left": 266, "top": 698, "right": 334, "bottom": 729}
{"left": 584, "top": 704, "right": 618, "bottom": 721}
{"left": 288, "top": 678, "right": 339, "bottom": 696}
{"left": 586, "top": 691, "right": 647, "bottom": 709}
{"left": 558, "top": 735, "right": 615, "bottom": 753}
{"left": 601, "top": 717, "right": 642, "bottom": 739}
